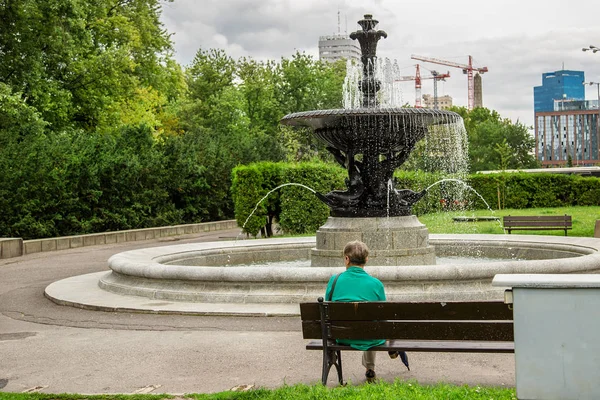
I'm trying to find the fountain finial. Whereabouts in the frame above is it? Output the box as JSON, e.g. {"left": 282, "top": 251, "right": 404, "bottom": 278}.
{"left": 350, "top": 14, "right": 387, "bottom": 108}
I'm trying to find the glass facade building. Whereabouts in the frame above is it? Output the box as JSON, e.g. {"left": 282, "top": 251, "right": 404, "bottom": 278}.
{"left": 533, "top": 70, "right": 585, "bottom": 112}
{"left": 535, "top": 101, "right": 599, "bottom": 166}
{"left": 534, "top": 70, "right": 599, "bottom": 166}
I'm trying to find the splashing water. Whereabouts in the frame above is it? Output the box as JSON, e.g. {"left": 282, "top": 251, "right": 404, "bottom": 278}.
{"left": 425, "top": 178, "right": 505, "bottom": 232}
{"left": 343, "top": 57, "right": 405, "bottom": 109}
{"left": 239, "top": 183, "right": 317, "bottom": 235}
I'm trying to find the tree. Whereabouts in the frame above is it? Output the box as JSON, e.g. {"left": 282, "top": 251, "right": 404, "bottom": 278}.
{"left": 450, "top": 106, "right": 539, "bottom": 172}
{"left": 0, "top": 0, "right": 183, "bottom": 133}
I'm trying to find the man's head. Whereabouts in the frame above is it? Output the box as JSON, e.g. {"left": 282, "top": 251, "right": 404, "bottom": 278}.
{"left": 343, "top": 240, "right": 369, "bottom": 267}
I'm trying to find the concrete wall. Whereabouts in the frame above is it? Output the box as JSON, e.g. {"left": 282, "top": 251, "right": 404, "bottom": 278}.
{"left": 0, "top": 238, "right": 24, "bottom": 259}
{"left": 0, "top": 220, "right": 238, "bottom": 259}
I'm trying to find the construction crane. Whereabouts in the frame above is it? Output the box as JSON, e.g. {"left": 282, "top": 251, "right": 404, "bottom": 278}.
{"left": 411, "top": 54, "right": 488, "bottom": 110}
{"left": 395, "top": 64, "right": 450, "bottom": 108}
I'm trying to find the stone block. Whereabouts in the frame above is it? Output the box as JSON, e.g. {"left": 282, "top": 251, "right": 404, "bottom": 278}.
{"left": 70, "top": 236, "right": 83, "bottom": 248}
{"left": 41, "top": 239, "right": 57, "bottom": 252}
{"left": 1, "top": 238, "right": 24, "bottom": 258}
{"left": 56, "top": 238, "right": 71, "bottom": 250}
{"left": 83, "top": 235, "right": 96, "bottom": 247}
{"left": 24, "top": 240, "right": 42, "bottom": 255}
{"left": 105, "top": 233, "right": 117, "bottom": 244}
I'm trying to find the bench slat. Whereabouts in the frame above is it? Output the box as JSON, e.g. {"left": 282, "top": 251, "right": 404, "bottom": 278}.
{"left": 302, "top": 320, "right": 514, "bottom": 341}
{"left": 306, "top": 339, "right": 514, "bottom": 353}
{"left": 504, "top": 215, "right": 570, "bottom": 221}
{"left": 504, "top": 221, "right": 572, "bottom": 226}
{"left": 299, "top": 301, "right": 513, "bottom": 321}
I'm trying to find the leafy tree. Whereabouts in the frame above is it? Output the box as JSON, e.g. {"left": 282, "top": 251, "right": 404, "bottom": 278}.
{"left": 0, "top": 0, "right": 183, "bottom": 133}
{"left": 450, "top": 106, "right": 539, "bottom": 172}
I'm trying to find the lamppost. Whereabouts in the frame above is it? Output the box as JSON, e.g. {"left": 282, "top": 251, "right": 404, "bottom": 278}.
{"left": 582, "top": 81, "right": 600, "bottom": 165}
{"left": 583, "top": 82, "right": 600, "bottom": 109}
{"left": 582, "top": 48, "right": 600, "bottom": 164}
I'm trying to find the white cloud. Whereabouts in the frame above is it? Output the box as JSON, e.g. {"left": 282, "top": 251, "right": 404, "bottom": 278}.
{"left": 160, "top": 0, "right": 600, "bottom": 127}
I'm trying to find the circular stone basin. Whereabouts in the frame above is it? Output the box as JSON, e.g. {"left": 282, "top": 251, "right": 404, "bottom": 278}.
{"left": 98, "top": 234, "right": 600, "bottom": 304}
{"left": 280, "top": 108, "right": 460, "bottom": 153}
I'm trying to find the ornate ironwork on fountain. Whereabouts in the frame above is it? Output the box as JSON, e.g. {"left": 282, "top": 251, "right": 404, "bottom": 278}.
{"left": 350, "top": 14, "right": 387, "bottom": 108}
{"left": 280, "top": 14, "right": 461, "bottom": 218}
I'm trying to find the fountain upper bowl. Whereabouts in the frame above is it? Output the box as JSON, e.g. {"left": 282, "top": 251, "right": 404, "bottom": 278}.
{"left": 280, "top": 108, "right": 461, "bottom": 152}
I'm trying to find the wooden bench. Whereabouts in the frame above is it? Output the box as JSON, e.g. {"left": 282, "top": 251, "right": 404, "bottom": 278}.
{"left": 503, "top": 215, "right": 572, "bottom": 236}
{"left": 300, "top": 298, "right": 514, "bottom": 385}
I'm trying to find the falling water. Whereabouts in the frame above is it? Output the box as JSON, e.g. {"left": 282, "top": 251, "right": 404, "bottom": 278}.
{"left": 343, "top": 57, "right": 405, "bottom": 109}
{"left": 426, "top": 178, "right": 492, "bottom": 211}
{"left": 239, "top": 182, "right": 317, "bottom": 235}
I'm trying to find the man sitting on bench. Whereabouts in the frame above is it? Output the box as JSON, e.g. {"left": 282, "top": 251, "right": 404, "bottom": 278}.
{"left": 324, "top": 240, "right": 405, "bottom": 382}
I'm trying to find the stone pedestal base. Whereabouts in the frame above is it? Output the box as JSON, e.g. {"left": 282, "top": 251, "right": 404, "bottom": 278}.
{"left": 311, "top": 216, "right": 435, "bottom": 267}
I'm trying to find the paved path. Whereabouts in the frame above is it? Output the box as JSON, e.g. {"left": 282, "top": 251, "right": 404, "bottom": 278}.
{"left": 0, "top": 229, "right": 514, "bottom": 394}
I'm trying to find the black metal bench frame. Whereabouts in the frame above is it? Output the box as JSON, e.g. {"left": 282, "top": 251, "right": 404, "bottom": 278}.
{"left": 503, "top": 214, "right": 572, "bottom": 236}
{"left": 300, "top": 298, "right": 514, "bottom": 385}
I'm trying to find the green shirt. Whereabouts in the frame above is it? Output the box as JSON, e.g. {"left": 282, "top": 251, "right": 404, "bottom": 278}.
{"left": 324, "top": 266, "right": 386, "bottom": 350}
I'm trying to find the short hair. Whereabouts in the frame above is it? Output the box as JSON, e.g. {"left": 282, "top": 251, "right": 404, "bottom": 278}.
{"left": 343, "top": 240, "right": 369, "bottom": 266}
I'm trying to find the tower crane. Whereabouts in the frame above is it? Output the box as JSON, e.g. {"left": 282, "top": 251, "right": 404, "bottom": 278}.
{"left": 411, "top": 54, "right": 488, "bottom": 110}
{"left": 395, "top": 64, "right": 450, "bottom": 108}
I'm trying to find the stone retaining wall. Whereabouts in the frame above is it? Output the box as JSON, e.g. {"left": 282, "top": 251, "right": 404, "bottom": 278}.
{"left": 0, "top": 220, "right": 238, "bottom": 259}
{"left": 0, "top": 238, "right": 24, "bottom": 259}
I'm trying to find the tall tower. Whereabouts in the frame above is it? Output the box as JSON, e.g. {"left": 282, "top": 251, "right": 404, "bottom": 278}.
{"left": 474, "top": 73, "right": 483, "bottom": 108}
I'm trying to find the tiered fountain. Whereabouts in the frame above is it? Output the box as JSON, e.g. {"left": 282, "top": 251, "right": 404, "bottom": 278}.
{"left": 282, "top": 14, "right": 464, "bottom": 267}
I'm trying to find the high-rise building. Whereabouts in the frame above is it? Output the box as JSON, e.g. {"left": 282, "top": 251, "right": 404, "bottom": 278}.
{"left": 318, "top": 34, "right": 360, "bottom": 63}
{"left": 533, "top": 69, "right": 599, "bottom": 166}
{"left": 533, "top": 70, "right": 585, "bottom": 112}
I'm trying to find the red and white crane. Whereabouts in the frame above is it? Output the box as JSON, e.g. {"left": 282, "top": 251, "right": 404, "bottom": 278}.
{"left": 411, "top": 54, "right": 488, "bottom": 110}
{"left": 395, "top": 64, "right": 450, "bottom": 108}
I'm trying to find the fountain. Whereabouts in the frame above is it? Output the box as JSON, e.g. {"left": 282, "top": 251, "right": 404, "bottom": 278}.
{"left": 281, "top": 14, "right": 465, "bottom": 267}
{"left": 44, "top": 15, "right": 600, "bottom": 315}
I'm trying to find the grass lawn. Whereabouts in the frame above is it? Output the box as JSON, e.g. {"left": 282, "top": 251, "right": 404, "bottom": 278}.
{"left": 419, "top": 205, "right": 600, "bottom": 237}
{"left": 0, "top": 380, "right": 516, "bottom": 400}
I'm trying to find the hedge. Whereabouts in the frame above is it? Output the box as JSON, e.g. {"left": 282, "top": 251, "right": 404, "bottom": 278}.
{"left": 232, "top": 162, "right": 600, "bottom": 235}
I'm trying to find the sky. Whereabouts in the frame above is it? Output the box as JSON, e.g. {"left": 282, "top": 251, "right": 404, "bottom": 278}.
{"left": 160, "top": 0, "right": 600, "bottom": 129}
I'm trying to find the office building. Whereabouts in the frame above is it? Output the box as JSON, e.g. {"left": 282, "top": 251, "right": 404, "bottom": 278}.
{"left": 318, "top": 34, "right": 360, "bottom": 63}
{"left": 534, "top": 69, "right": 599, "bottom": 166}
{"left": 534, "top": 70, "right": 585, "bottom": 112}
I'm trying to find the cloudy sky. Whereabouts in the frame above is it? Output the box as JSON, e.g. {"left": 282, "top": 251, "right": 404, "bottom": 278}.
{"left": 161, "top": 0, "right": 600, "bottom": 128}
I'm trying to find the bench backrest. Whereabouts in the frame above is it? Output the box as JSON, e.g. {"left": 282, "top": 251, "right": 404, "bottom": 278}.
{"left": 300, "top": 300, "right": 514, "bottom": 342}
{"left": 503, "top": 215, "right": 572, "bottom": 228}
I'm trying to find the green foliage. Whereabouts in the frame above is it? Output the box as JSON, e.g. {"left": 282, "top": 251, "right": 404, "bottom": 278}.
{"left": 0, "top": 0, "right": 183, "bottom": 133}
{"left": 0, "top": 380, "right": 516, "bottom": 400}
{"left": 450, "top": 106, "right": 539, "bottom": 172}
{"left": 279, "top": 163, "right": 344, "bottom": 235}
{"left": 0, "top": 124, "right": 242, "bottom": 239}
{"left": 232, "top": 162, "right": 345, "bottom": 236}
{"left": 232, "top": 163, "right": 600, "bottom": 237}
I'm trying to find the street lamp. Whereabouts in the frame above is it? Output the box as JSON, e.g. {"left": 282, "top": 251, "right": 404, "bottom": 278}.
{"left": 582, "top": 45, "right": 600, "bottom": 53}
{"left": 583, "top": 82, "right": 600, "bottom": 109}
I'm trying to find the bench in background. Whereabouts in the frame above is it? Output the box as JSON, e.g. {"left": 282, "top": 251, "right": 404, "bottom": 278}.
{"left": 300, "top": 298, "right": 514, "bottom": 385}
{"left": 503, "top": 215, "right": 572, "bottom": 236}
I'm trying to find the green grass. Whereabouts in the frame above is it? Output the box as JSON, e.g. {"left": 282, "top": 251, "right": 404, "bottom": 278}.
{"left": 0, "top": 380, "right": 516, "bottom": 400}
{"left": 419, "top": 206, "right": 600, "bottom": 237}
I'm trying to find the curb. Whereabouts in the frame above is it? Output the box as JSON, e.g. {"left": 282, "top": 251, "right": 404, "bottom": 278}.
{"left": 1, "top": 220, "right": 239, "bottom": 259}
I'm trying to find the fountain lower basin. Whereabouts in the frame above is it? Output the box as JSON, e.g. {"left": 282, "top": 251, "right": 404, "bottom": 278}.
{"left": 98, "top": 234, "right": 600, "bottom": 304}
